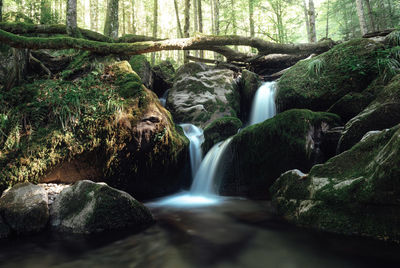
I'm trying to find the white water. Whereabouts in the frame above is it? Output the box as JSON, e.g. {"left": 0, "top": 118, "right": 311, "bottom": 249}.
{"left": 159, "top": 89, "right": 170, "bottom": 107}
{"left": 180, "top": 124, "right": 204, "bottom": 178}
{"left": 249, "top": 82, "right": 277, "bottom": 125}
{"left": 154, "top": 81, "right": 277, "bottom": 207}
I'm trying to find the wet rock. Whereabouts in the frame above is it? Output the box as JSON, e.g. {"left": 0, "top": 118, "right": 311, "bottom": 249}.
{"left": 271, "top": 125, "right": 400, "bottom": 242}
{"left": 152, "top": 60, "right": 175, "bottom": 97}
{"left": 239, "top": 70, "right": 262, "bottom": 120}
{"left": 167, "top": 62, "right": 240, "bottom": 128}
{"left": 0, "top": 215, "right": 11, "bottom": 238}
{"left": 50, "top": 180, "right": 154, "bottom": 234}
{"left": 219, "top": 109, "right": 341, "bottom": 198}
{"left": 129, "top": 55, "right": 154, "bottom": 90}
{"left": 0, "top": 182, "right": 49, "bottom": 235}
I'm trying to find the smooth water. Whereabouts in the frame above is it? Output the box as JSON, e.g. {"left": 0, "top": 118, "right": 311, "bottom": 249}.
{"left": 180, "top": 124, "right": 204, "bottom": 179}
{"left": 159, "top": 89, "right": 170, "bottom": 107}
{"left": 249, "top": 82, "right": 277, "bottom": 125}
{"left": 1, "top": 199, "right": 399, "bottom": 268}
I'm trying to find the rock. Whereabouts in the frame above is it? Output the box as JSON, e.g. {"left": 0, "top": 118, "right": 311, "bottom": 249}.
{"left": 276, "top": 39, "right": 383, "bottom": 115}
{"left": 38, "top": 183, "right": 71, "bottom": 206}
{"left": 0, "top": 182, "right": 49, "bottom": 235}
{"left": 167, "top": 62, "right": 240, "bottom": 128}
{"left": 270, "top": 125, "right": 400, "bottom": 242}
{"left": 0, "top": 61, "right": 189, "bottom": 200}
{"left": 327, "top": 92, "right": 374, "bottom": 123}
{"left": 152, "top": 60, "right": 175, "bottom": 97}
{"left": 239, "top": 70, "right": 262, "bottom": 120}
{"left": 0, "top": 215, "right": 11, "bottom": 238}
{"left": 50, "top": 180, "right": 154, "bottom": 234}
{"left": 129, "top": 55, "right": 154, "bottom": 90}
{"left": 202, "top": 117, "right": 242, "bottom": 154}
{"left": 338, "top": 74, "right": 400, "bottom": 152}
{"left": 219, "top": 109, "right": 341, "bottom": 198}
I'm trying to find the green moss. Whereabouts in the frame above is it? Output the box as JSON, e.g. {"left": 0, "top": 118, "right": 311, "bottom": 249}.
{"left": 202, "top": 117, "right": 242, "bottom": 153}
{"left": 129, "top": 55, "right": 148, "bottom": 74}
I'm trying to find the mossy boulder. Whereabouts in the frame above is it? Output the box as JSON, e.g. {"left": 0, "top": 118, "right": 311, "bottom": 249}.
{"left": 327, "top": 92, "right": 374, "bottom": 122}
{"left": 239, "top": 70, "right": 262, "bottom": 120}
{"left": 338, "top": 74, "right": 400, "bottom": 152}
{"left": 202, "top": 117, "right": 242, "bottom": 154}
{"left": 276, "top": 39, "right": 383, "bottom": 115}
{"left": 270, "top": 125, "right": 400, "bottom": 242}
{"left": 167, "top": 63, "right": 240, "bottom": 128}
{"left": 0, "top": 182, "right": 49, "bottom": 235}
{"left": 152, "top": 60, "right": 175, "bottom": 97}
{"left": 0, "top": 60, "right": 189, "bottom": 200}
{"left": 219, "top": 109, "right": 341, "bottom": 198}
{"left": 129, "top": 55, "right": 154, "bottom": 90}
{"left": 50, "top": 180, "right": 154, "bottom": 234}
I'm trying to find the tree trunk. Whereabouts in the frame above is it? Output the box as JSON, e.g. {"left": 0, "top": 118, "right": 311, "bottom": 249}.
{"left": 40, "top": 0, "right": 52, "bottom": 24}
{"left": 356, "top": 0, "right": 368, "bottom": 35}
{"left": 386, "top": 0, "right": 394, "bottom": 28}
{"left": 131, "top": 0, "right": 136, "bottom": 34}
{"left": 122, "top": 1, "right": 126, "bottom": 35}
{"left": 151, "top": 0, "right": 158, "bottom": 65}
{"left": 90, "top": 0, "right": 98, "bottom": 32}
{"left": 66, "top": 0, "right": 79, "bottom": 36}
{"left": 174, "top": 0, "right": 183, "bottom": 38}
{"left": 364, "top": 0, "right": 375, "bottom": 32}
{"left": 213, "top": 0, "right": 220, "bottom": 59}
{"left": 249, "top": 0, "right": 255, "bottom": 38}
{"left": 308, "top": 0, "right": 317, "bottom": 42}
{"left": 198, "top": 0, "right": 203, "bottom": 58}
{"left": 325, "top": 0, "right": 329, "bottom": 38}
{"left": 0, "top": 0, "right": 3, "bottom": 22}
{"left": 231, "top": 0, "right": 238, "bottom": 51}
{"left": 184, "top": 0, "right": 190, "bottom": 63}
{"left": 193, "top": 0, "right": 198, "bottom": 57}
{"left": 302, "top": 0, "right": 311, "bottom": 42}
{"left": 104, "top": 0, "right": 119, "bottom": 39}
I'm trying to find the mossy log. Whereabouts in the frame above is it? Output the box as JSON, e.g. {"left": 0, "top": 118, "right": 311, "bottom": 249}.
{"left": 0, "top": 23, "right": 336, "bottom": 62}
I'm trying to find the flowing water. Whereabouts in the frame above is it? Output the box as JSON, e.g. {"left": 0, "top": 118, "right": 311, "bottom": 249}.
{"left": 159, "top": 89, "right": 170, "bottom": 107}
{"left": 249, "top": 82, "right": 277, "bottom": 125}
{"left": 180, "top": 124, "right": 204, "bottom": 179}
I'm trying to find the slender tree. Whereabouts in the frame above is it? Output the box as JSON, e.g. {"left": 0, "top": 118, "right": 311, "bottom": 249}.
{"left": 231, "top": 0, "right": 238, "bottom": 51}
{"left": 355, "top": 0, "right": 368, "bottom": 35}
{"left": 151, "top": 0, "right": 158, "bottom": 65}
{"left": 302, "top": 0, "right": 311, "bottom": 42}
{"left": 40, "top": 0, "right": 52, "bottom": 24}
{"left": 364, "top": 0, "right": 375, "bottom": 32}
{"left": 308, "top": 0, "right": 317, "bottom": 42}
{"left": 198, "top": 0, "right": 204, "bottom": 58}
{"left": 104, "top": 0, "right": 119, "bottom": 39}
{"left": 90, "top": 0, "right": 98, "bottom": 31}
{"left": 174, "top": 0, "right": 183, "bottom": 38}
{"left": 325, "top": 0, "right": 330, "bottom": 38}
{"left": 249, "top": 0, "right": 255, "bottom": 38}
{"left": 193, "top": 0, "right": 199, "bottom": 57}
{"left": 66, "top": 0, "right": 79, "bottom": 36}
{"left": 131, "top": 0, "right": 136, "bottom": 34}
{"left": 0, "top": 0, "right": 3, "bottom": 22}
{"left": 377, "top": 0, "right": 387, "bottom": 30}
{"left": 184, "top": 0, "right": 191, "bottom": 63}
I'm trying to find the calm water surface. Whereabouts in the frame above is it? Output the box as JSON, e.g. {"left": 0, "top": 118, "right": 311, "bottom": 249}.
{"left": 0, "top": 198, "right": 399, "bottom": 268}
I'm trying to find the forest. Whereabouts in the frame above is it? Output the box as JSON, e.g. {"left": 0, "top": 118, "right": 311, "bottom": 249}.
{"left": 0, "top": 0, "right": 400, "bottom": 267}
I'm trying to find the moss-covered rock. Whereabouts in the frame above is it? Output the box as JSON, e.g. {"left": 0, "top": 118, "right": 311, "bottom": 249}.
{"left": 270, "top": 125, "right": 400, "bottom": 242}
{"left": 276, "top": 39, "right": 383, "bottom": 115}
{"left": 219, "top": 109, "right": 341, "bottom": 198}
{"left": 129, "top": 55, "right": 154, "bottom": 90}
{"left": 0, "top": 60, "right": 189, "bottom": 199}
{"left": 167, "top": 62, "right": 240, "bottom": 128}
{"left": 338, "top": 74, "right": 400, "bottom": 152}
{"left": 202, "top": 117, "right": 242, "bottom": 154}
{"left": 152, "top": 60, "right": 175, "bottom": 97}
{"left": 327, "top": 92, "right": 374, "bottom": 122}
{"left": 50, "top": 180, "right": 154, "bottom": 234}
{"left": 0, "top": 182, "right": 49, "bottom": 235}
{"left": 239, "top": 70, "right": 262, "bottom": 120}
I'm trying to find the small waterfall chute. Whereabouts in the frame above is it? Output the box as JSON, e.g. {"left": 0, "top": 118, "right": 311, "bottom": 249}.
{"left": 249, "top": 82, "right": 277, "bottom": 126}
{"left": 180, "top": 123, "right": 204, "bottom": 178}
{"left": 159, "top": 89, "right": 170, "bottom": 107}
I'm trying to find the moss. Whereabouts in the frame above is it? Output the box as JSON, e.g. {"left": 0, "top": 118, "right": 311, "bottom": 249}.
{"left": 277, "top": 39, "right": 384, "bottom": 114}
{"left": 129, "top": 55, "right": 148, "bottom": 74}
{"left": 219, "top": 109, "right": 340, "bottom": 198}
{"left": 202, "top": 117, "right": 242, "bottom": 154}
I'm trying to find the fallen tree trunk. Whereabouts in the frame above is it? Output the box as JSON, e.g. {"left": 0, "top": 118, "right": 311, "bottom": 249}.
{"left": 0, "top": 27, "right": 336, "bottom": 59}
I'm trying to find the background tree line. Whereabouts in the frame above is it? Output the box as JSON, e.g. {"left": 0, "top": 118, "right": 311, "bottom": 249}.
{"left": 0, "top": 0, "right": 399, "bottom": 65}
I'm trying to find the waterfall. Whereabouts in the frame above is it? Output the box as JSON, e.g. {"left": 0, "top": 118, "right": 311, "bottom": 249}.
{"left": 180, "top": 124, "right": 204, "bottom": 178}
{"left": 190, "top": 138, "right": 233, "bottom": 195}
{"left": 249, "top": 82, "right": 277, "bottom": 125}
{"left": 159, "top": 89, "right": 170, "bottom": 107}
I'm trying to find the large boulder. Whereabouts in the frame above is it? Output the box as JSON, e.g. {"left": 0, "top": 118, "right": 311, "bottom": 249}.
{"left": 0, "top": 182, "right": 49, "bottom": 235}
{"left": 239, "top": 70, "right": 261, "bottom": 120}
{"left": 0, "top": 215, "right": 11, "bottom": 238}
{"left": 218, "top": 109, "right": 341, "bottom": 198}
{"left": 166, "top": 62, "right": 240, "bottom": 128}
{"left": 202, "top": 117, "right": 242, "bottom": 154}
{"left": 152, "top": 60, "right": 175, "bottom": 96}
{"left": 0, "top": 61, "right": 189, "bottom": 199}
{"left": 338, "top": 74, "right": 400, "bottom": 152}
{"left": 270, "top": 125, "right": 400, "bottom": 242}
{"left": 129, "top": 55, "right": 154, "bottom": 90}
{"left": 276, "top": 39, "right": 383, "bottom": 115}
{"left": 50, "top": 180, "right": 154, "bottom": 234}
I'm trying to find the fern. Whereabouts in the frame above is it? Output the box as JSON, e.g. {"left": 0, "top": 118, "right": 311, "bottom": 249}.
{"left": 307, "top": 58, "right": 325, "bottom": 77}
{"left": 386, "top": 30, "right": 400, "bottom": 47}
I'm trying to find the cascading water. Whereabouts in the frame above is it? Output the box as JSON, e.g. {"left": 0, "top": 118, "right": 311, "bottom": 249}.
{"left": 180, "top": 124, "right": 204, "bottom": 178}
{"left": 154, "top": 81, "right": 277, "bottom": 207}
{"left": 249, "top": 82, "right": 277, "bottom": 125}
{"left": 159, "top": 89, "right": 170, "bottom": 107}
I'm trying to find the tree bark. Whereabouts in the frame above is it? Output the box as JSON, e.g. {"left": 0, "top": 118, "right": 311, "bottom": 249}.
{"left": 90, "top": 0, "right": 98, "bottom": 32}
{"left": 131, "top": 0, "right": 136, "bottom": 34}
{"left": 104, "top": 0, "right": 119, "bottom": 39}
{"left": 231, "top": 0, "right": 238, "bottom": 51}
{"left": 0, "top": 0, "right": 3, "bottom": 22}
{"left": 325, "top": 0, "right": 329, "bottom": 38}
{"left": 249, "top": 0, "right": 255, "bottom": 39}
{"left": 364, "top": 0, "right": 375, "bottom": 32}
{"left": 174, "top": 0, "right": 183, "bottom": 38}
{"left": 184, "top": 0, "right": 191, "bottom": 63}
{"left": 356, "top": 0, "right": 368, "bottom": 35}
{"left": 193, "top": 0, "right": 199, "bottom": 57}
{"left": 197, "top": 0, "right": 203, "bottom": 58}
{"left": 66, "top": 0, "right": 79, "bottom": 36}
{"left": 308, "top": 0, "right": 317, "bottom": 42}
{"left": 302, "top": 0, "right": 311, "bottom": 42}
{"left": 0, "top": 28, "right": 336, "bottom": 60}
{"left": 40, "top": 0, "right": 52, "bottom": 24}
{"left": 151, "top": 0, "right": 158, "bottom": 65}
